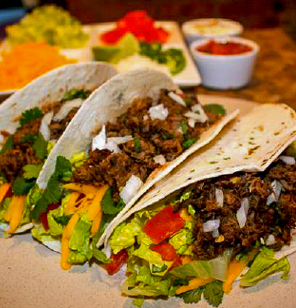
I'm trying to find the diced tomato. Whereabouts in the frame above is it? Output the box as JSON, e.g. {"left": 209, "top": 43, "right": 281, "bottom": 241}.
{"left": 40, "top": 203, "right": 60, "bottom": 230}
{"left": 151, "top": 242, "right": 182, "bottom": 270}
{"left": 4, "top": 185, "right": 13, "bottom": 198}
{"left": 143, "top": 205, "right": 185, "bottom": 244}
{"left": 106, "top": 249, "right": 129, "bottom": 275}
{"left": 151, "top": 242, "right": 178, "bottom": 261}
{"left": 100, "top": 10, "right": 170, "bottom": 44}
{"left": 100, "top": 27, "right": 127, "bottom": 44}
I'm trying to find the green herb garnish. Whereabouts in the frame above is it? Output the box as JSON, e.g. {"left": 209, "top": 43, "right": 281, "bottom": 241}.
{"left": 20, "top": 107, "right": 43, "bottom": 127}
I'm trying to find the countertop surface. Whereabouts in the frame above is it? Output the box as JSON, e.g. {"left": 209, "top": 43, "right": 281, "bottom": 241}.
{"left": 197, "top": 28, "right": 296, "bottom": 109}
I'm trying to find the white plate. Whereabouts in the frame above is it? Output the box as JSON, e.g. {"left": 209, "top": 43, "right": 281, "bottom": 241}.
{"left": 88, "top": 21, "right": 201, "bottom": 87}
{"left": 0, "top": 95, "right": 295, "bottom": 308}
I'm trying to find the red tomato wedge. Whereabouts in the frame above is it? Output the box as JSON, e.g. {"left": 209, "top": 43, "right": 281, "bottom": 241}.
{"left": 100, "top": 10, "right": 169, "bottom": 44}
{"left": 40, "top": 203, "right": 60, "bottom": 231}
{"left": 106, "top": 249, "right": 129, "bottom": 275}
{"left": 143, "top": 206, "right": 185, "bottom": 244}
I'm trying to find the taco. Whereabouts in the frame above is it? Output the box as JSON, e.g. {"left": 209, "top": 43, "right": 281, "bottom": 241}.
{"left": 0, "top": 62, "right": 117, "bottom": 233}
{"left": 103, "top": 103, "right": 296, "bottom": 307}
{"left": 29, "top": 68, "right": 239, "bottom": 269}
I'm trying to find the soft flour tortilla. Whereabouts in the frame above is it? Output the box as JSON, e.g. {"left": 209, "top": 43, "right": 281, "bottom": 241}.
{"left": 34, "top": 68, "right": 239, "bottom": 251}
{"left": 104, "top": 102, "right": 296, "bottom": 248}
{"left": 0, "top": 62, "right": 117, "bottom": 232}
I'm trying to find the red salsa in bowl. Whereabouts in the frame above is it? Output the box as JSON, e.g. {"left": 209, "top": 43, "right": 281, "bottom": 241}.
{"left": 197, "top": 40, "right": 253, "bottom": 55}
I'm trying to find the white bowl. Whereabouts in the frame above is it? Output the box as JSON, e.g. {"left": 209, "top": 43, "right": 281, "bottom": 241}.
{"left": 182, "top": 18, "right": 243, "bottom": 45}
{"left": 190, "top": 37, "right": 259, "bottom": 90}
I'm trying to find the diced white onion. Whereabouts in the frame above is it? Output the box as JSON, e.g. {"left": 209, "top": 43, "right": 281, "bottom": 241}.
{"left": 153, "top": 155, "right": 166, "bottom": 165}
{"left": 119, "top": 175, "right": 144, "bottom": 204}
{"left": 148, "top": 104, "right": 169, "bottom": 120}
{"left": 39, "top": 111, "right": 54, "bottom": 141}
{"left": 266, "top": 234, "right": 276, "bottom": 246}
{"left": 92, "top": 125, "right": 106, "bottom": 151}
{"left": 266, "top": 180, "right": 282, "bottom": 205}
{"left": 53, "top": 98, "right": 83, "bottom": 122}
{"left": 168, "top": 91, "right": 186, "bottom": 106}
{"left": 215, "top": 188, "right": 224, "bottom": 208}
{"left": 143, "top": 115, "right": 149, "bottom": 121}
{"left": 211, "top": 229, "right": 220, "bottom": 238}
{"left": 279, "top": 155, "right": 296, "bottom": 165}
{"left": 184, "top": 111, "right": 203, "bottom": 120}
{"left": 104, "top": 141, "right": 121, "bottom": 153}
{"left": 108, "top": 136, "right": 133, "bottom": 145}
{"left": 203, "top": 219, "right": 220, "bottom": 232}
{"left": 188, "top": 118, "right": 195, "bottom": 128}
{"left": 236, "top": 198, "right": 249, "bottom": 228}
{"left": 191, "top": 104, "right": 209, "bottom": 123}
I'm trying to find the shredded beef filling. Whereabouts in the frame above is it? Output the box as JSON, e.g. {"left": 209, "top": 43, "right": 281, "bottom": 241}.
{"left": 49, "top": 107, "right": 79, "bottom": 140}
{"left": 72, "top": 90, "right": 223, "bottom": 196}
{"left": 0, "top": 119, "right": 42, "bottom": 182}
{"left": 177, "top": 160, "right": 296, "bottom": 260}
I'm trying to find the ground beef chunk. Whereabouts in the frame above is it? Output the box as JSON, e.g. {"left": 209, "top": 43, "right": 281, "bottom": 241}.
{"left": 49, "top": 108, "right": 79, "bottom": 140}
{"left": 176, "top": 159, "right": 296, "bottom": 260}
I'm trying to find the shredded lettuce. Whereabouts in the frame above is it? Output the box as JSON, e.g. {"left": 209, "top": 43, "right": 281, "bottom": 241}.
{"left": 170, "top": 250, "right": 232, "bottom": 281}
{"left": 169, "top": 227, "right": 194, "bottom": 255}
{"left": 240, "top": 246, "right": 290, "bottom": 287}
{"left": 70, "top": 152, "right": 87, "bottom": 168}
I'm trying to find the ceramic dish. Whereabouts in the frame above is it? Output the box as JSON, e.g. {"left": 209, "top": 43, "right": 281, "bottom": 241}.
{"left": 89, "top": 21, "right": 201, "bottom": 87}
{"left": 190, "top": 37, "right": 259, "bottom": 90}
{"left": 182, "top": 18, "right": 243, "bottom": 45}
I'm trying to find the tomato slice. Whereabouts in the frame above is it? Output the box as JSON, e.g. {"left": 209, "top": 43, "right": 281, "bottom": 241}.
{"left": 151, "top": 242, "right": 182, "bottom": 270}
{"left": 143, "top": 205, "right": 185, "bottom": 244}
{"left": 40, "top": 203, "right": 60, "bottom": 231}
{"left": 106, "top": 249, "right": 129, "bottom": 275}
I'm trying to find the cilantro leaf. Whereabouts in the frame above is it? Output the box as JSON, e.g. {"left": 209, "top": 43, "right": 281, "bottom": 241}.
{"left": 62, "top": 89, "right": 90, "bottom": 102}
{"left": 54, "top": 215, "right": 71, "bottom": 226}
{"left": 179, "top": 120, "right": 187, "bottom": 135}
{"left": 21, "top": 133, "right": 37, "bottom": 144}
{"left": 204, "top": 104, "right": 226, "bottom": 116}
{"left": 33, "top": 133, "right": 48, "bottom": 160}
{"left": 20, "top": 107, "right": 43, "bottom": 127}
{"left": 134, "top": 135, "right": 142, "bottom": 153}
{"left": 203, "top": 281, "right": 224, "bottom": 307}
{"left": 12, "top": 177, "right": 36, "bottom": 196}
{"left": 101, "top": 188, "right": 125, "bottom": 215}
{"left": 23, "top": 164, "right": 43, "bottom": 179}
{"left": 182, "top": 138, "right": 197, "bottom": 149}
{"left": 0, "top": 135, "right": 14, "bottom": 154}
{"left": 180, "top": 287, "right": 204, "bottom": 304}
{"left": 30, "top": 156, "right": 72, "bottom": 220}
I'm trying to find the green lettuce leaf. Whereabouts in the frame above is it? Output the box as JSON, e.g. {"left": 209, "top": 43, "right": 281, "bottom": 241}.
{"left": 240, "top": 247, "right": 290, "bottom": 287}
{"left": 0, "top": 197, "right": 11, "bottom": 222}
{"left": 169, "top": 228, "right": 194, "bottom": 255}
{"left": 170, "top": 250, "right": 232, "bottom": 281}
{"left": 68, "top": 213, "right": 93, "bottom": 264}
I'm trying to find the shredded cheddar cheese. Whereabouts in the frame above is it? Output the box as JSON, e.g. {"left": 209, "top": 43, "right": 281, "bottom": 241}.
{"left": 0, "top": 42, "right": 76, "bottom": 91}
{"left": 176, "top": 277, "right": 215, "bottom": 294}
{"left": 4, "top": 195, "right": 26, "bottom": 233}
{"left": 0, "top": 183, "right": 11, "bottom": 205}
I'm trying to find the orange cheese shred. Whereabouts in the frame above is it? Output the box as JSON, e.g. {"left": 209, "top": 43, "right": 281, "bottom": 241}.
{"left": 64, "top": 191, "right": 81, "bottom": 215}
{"left": 63, "top": 183, "right": 99, "bottom": 198}
{"left": 223, "top": 249, "right": 257, "bottom": 294}
{"left": 0, "top": 183, "right": 11, "bottom": 205}
{"left": 0, "top": 42, "right": 76, "bottom": 91}
{"left": 176, "top": 277, "right": 215, "bottom": 295}
{"left": 4, "top": 195, "right": 26, "bottom": 233}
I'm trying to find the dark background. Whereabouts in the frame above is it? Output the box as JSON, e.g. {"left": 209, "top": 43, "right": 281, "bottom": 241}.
{"left": 1, "top": 0, "right": 296, "bottom": 39}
